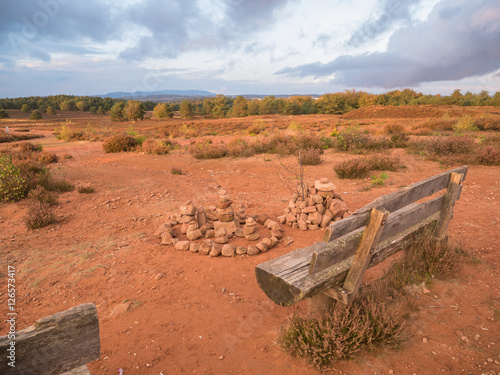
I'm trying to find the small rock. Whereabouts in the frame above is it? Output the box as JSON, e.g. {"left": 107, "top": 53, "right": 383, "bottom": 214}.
{"left": 186, "top": 229, "right": 202, "bottom": 241}
{"left": 110, "top": 302, "right": 131, "bottom": 317}
{"left": 256, "top": 242, "right": 269, "bottom": 252}
{"left": 236, "top": 246, "right": 247, "bottom": 255}
{"left": 423, "top": 337, "right": 428, "bottom": 343}
{"left": 214, "top": 236, "right": 228, "bottom": 244}
{"left": 247, "top": 245, "right": 259, "bottom": 256}
{"left": 245, "top": 232, "right": 260, "bottom": 241}
{"left": 154, "top": 273, "right": 165, "bottom": 280}
{"left": 219, "top": 356, "right": 224, "bottom": 360}
{"left": 189, "top": 243, "right": 200, "bottom": 253}
{"left": 205, "top": 229, "right": 215, "bottom": 239}
{"left": 209, "top": 244, "right": 222, "bottom": 257}
{"left": 222, "top": 244, "right": 236, "bottom": 257}
{"left": 174, "top": 241, "right": 190, "bottom": 251}
{"left": 422, "top": 287, "right": 430, "bottom": 294}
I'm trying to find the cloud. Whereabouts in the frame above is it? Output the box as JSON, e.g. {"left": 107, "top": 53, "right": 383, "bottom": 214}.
{"left": 276, "top": 0, "right": 500, "bottom": 88}
{"left": 347, "top": 0, "right": 422, "bottom": 47}
{"left": 118, "top": 0, "right": 294, "bottom": 61}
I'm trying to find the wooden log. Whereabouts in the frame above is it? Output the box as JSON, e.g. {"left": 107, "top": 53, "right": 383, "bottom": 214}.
{"left": 323, "top": 166, "right": 467, "bottom": 242}
{"left": 255, "top": 213, "right": 438, "bottom": 306}
{"left": 310, "top": 195, "right": 443, "bottom": 274}
{"left": 0, "top": 303, "right": 100, "bottom": 375}
{"left": 434, "top": 172, "right": 462, "bottom": 242}
{"left": 337, "top": 208, "right": 389, "bottom": 305}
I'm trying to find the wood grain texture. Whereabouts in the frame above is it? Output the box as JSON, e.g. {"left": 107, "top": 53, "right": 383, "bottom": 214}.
{"left": 0, "top": 303, "right": 100, "bottom": 375}
{"left": 322, "top": 166, "right": 467, "bottom": 242}
{"left": 435, "top": 172, "right": 462, "bottom": 241}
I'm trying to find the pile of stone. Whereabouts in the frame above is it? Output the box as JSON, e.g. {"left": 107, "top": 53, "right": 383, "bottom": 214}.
{"left": 278, "top": 178, "right": 350, "bottom": 231}
{"left": 154, "top": 190, "right": 284, "bottom": 257}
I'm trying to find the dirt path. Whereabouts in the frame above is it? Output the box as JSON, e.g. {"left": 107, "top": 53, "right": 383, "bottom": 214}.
{"left": 0, "top": 139, "right": 499, "bottom": 375}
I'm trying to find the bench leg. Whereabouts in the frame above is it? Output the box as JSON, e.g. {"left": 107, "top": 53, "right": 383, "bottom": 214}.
{"left": 308, "top": 293, "right": 335, "bottom": 318}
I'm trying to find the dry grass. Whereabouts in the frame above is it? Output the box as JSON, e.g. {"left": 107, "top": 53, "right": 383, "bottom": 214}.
{"left": 365, "top": 155, "right": 405, "bottom": 171}
{"left": 25, "top": 202, "right": 56, "bottom": 230}
{"left": 189, "top": 139, "right": 229, "bottom": 159}
{"left": 334, "top": 158, "right": 370, "bottom": 179}
{"left": 299, "top": 148, "right": 322, "bottom": 165}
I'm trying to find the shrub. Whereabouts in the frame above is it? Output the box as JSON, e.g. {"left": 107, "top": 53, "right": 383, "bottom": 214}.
{"left": 17, "top": 142, "right": 38, "bottom": 152}
{"left": 365, "top": 155, "right": 404, "bottom": 171}
{"left": 142, "top": 139, "right": 173, "bottom": 155}
{"left": 288, "top": 121, "right": 303, "bottom": 131}
{"left": 62, "top": 153, "right": 73, "bottom": 159}
{"left": 39, "top": 177, "right": 74, "bottom": 192}
{"left": 384, "top": 123, "right": 405, "bottom": 134}
{"left": 27, "top": 186, "right": 57, "bottom": 205}
{"left": 475, "top": 146, "right": 500, "bottom": 166}
{"left": 0, "top": 155, "right": 27, "bottom": 201}
{"left": 390, "top": 133, "right": 409, "bottom": 148}
{"left": 0, "top": 109, "right": 10, "bottom": 119}
{"left": 25, "top": 202, "right": 55, "bottom": 230}
{"left": 228, "top": 138, "right": 256, "bottom": 158}
{"left": 334, "top": 158, "right": 370, "bottom": 179}
{"left": 58, "top": 122, "right": 84, "bottom": 141}
{"left": 336, "top": 126, "right": 369, "bottom": 151}
{"left": 424, "top": 137, "right": 474, "bottom": 155}
{"left": 103, "top": 135, "right": 138, "bottom": 153}
{"left": 189, "top": 139, "right": 229, "bottom": 159}
{"left": 37, "top": 151, "right": 58, "bottom": 164}
{"left": 171, "top": 167, "right": 182, "bottom": 175}
{"left": 299, "top": 148, "right": 322, "bottom": 165}
{"left": 247, "top": 119, "right": 266, "bottom": 135}
{"left": 279, "top": 300, "right": 406, "bottom": 368}
{"left": 78, "top": 185, "right": 95, "bottom": 194}
{"left": 371, "top": 172, "right": 389, "bottom": 187}
{"left": 30, "top": 110, "right": 42, "bottom": 120}
{"left": 453, "top": 115, "right": 478, "bottom": 134}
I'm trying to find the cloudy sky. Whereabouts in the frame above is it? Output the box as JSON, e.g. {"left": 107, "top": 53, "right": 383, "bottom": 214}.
{"left": 1, "top": 0, "right": 499, "bottom": 98}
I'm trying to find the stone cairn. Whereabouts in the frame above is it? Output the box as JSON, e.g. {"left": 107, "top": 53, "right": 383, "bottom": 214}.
{"left": 278, "top": 178, "right": 350, "bottom": 230}
{"left": 154, "top": 189, "right": 284, "bottom": 257}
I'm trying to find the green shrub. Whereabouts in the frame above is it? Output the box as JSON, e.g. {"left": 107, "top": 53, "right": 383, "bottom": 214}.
{"left": 453, "top": 115, "right": 478, "bottom": 134}
{"left": 299, "top": 148, "right": 322, "bottom": 165}
{"left": 170, "top": 167, "right": 182, "bottom": 175}
{"left": 103, "top": 135, "right": 138, "bottom": 153}
{"left": 189, "top": 139, "right": 229, "bottom": 159}
{"left": 334, "top": 158, "right": 370, "bottom": 179}
{"left": 371, "top": 172, "right": 389, "bottom": 187}
{"left": 0, "top": 109, "right": 9, "bottom": 118}
{"left": 39, "top": 177, "right": 74, "bottom": 192}
{"left": 77, "top": 185, "right": 95, "bottom": 194}
{"left": 336, "top": 126, "right": 369, "bottom": 151}
{"left": 30, "top": 110, "right": 42, "bottom": 120}
{"left": 247, "top": 119, "right": 266, "bottom": 135}
{"left": 25, "top": 202, "right": 55, "bottom": 230}
{"left": 0, "top": 155, "right": 27, "bottom": 201}
{"left": 57, "top": 122, "right": 85, "bottom": 141}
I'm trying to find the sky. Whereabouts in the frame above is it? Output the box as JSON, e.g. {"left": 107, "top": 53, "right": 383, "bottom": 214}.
{"left": 0, "top": 0, "right": 499, "bottom": 98}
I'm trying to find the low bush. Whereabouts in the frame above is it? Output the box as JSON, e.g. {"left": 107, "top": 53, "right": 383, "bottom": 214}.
{"left": 334, "top": 158, "right": 370, "bottom": 179}
{"left": 365, "top": 155, "right": 405, "bottom": 171}
{"left": 37, "top": 151, "right": 58, "bottom": 164}
{"left": 336, "top": 126, "right": 392, "bottom": 152}
{"left": 25, "top": 202, "right": 55, "bottom": 230}
{"left": 424, "top": 137, "right": 474, "bottom": 156}
{"left": 475, "top": 146, "right": 500, "bottom": 166}
{"left": 228, "top": 138, "right": 256, "bottom": 158}
{"left": 170, "top": 167, "right": 182, "bottom": 175}
{"left": 189, "top": 139, "right": 229, "bottom": 159}
{"left": 39, "top": 177, "right": 74, "bottom": 193}
{"left": 390, "top": 133, "right": 409, "bottom": 148}
{"left": 142, "top": 139, "right": 175, "bottom": 155}
{"left": 453, "top": 115, "right": 478, "bottom": 134}
{"left": 299, "top": 148, "right": 322, "bottom": 165}
{"left": 103, "top": 135, "right": 138, "bottom": 153}
{"left": 247, "top": 120, "right": 266, "bottom": 135}
{"left": 27, "top": 186, "right": 57, "bottom": 205}
{"left": 384, "top": 123, "right": 405, "bottom": 134}
{"left": 78, "top": 185, "right": 95, "bottom": 194}
{"left": 371, "top": 172, "right": 389, "bottom": 187}
{"left": 0, "top": 155, "right": 27, "bottom": 201}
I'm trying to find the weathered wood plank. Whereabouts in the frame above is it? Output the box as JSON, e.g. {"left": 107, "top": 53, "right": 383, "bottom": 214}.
{"left": 322, "top": 166, "right": 467, "bottom": 242}
{"left": 341, "top": 208, "right": 389, "bottom": 304}
{"left": 435, "top": 172, "right": 462, "bottom": 242}
{"left": 310, "top": 195, "right": 443, "bottom": 274}
{"left": 0, "top": 304, "right": 100, "bottom": 375}
{"left": 255, "top": 214, "right": 438, "bottom": 306}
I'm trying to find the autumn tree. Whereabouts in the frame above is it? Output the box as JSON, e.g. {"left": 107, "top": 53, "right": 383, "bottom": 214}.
{"left": 21, "top": 104, "right": 31, "bottom": 113}
{"left": 46, "top": 106, "right": 56, "bottom": 116}
{"left": 124, "top": 100, "right": 145, "bottom": 121}
{"left": 110, "top": 102, "right": 126, "bottom": 122}
{"left": 180, "top": 100, "right": 194, "bottom": 119}
{"left": 229, "top": 96, "right": 249, "bottom": 117}
{"left": 30, "top": 110, "right": 42, "bottom": 120}
{"left": 153, "top": 103, "right": 173, "bottom": 120}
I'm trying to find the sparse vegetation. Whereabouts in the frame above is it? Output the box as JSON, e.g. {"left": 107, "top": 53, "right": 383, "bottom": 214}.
{"left": 25, "top": 201, "right": 56, "bottom": 230}
{"left": 170, "top": 167, "right": 182, "bottom": 175}
{"left": 299, "top": 148, "right": 322, "bottom": 165}
{"left": 334, "top": 158, "right": 370, "bottom": 179}
{"left": 189, "top": 139, "right": 229, "bottom": 159}
{"left": 365, "top": 155, "right": 405, "bottom": 171}
{"left": 371, "top": 172, "right": 389, "bottom": 187}
{"left": 28, "top": 186, "right": 58, "bottom": 205}
{"left": 78, "top": 185, "right": 95, "bottom": 194}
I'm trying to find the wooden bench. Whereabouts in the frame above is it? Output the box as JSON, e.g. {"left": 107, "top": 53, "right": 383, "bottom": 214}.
{"left": 255, "top": 166, "right": 467, "bottom": 313}
{"left": 0, "top": 303, "right": 100, "bottom": 375}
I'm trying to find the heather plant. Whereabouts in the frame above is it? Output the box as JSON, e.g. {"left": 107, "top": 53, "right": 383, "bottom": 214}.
{"left": 103, "top": 135, "right": 138, "bottom": 153}
{"left": 334, "top": 158, "right": 370, "bottom": 179}
{"left": 299, "top": 148, "right": 322, "bottom": 165}
{"left": 25, "top": 202, "right": 55, "bottom": 230}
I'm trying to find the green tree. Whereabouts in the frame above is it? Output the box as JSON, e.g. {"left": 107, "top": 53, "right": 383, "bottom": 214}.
{"left": 97, "top": 106, "right": 106, "bottom": 115}
{"left": 180, "top": 100, "right": 194, "bottom": 119}
{"left": 229, "top": 96, "right": 249, "bottom": 117}
{"left": 89, "top": 106, "right": 97, "bottom": 114}
{"left": 60, "top": 100, "right": 76, "bottom": 111}
{"left": 124, "top": 100, "right": 145, "bottom": 121}
{"left": 30, "top": 110, "right": 42, "bottom": 120}
{"left": 0, "top": 109, "right": 10, "bottom": 119}
{"left": 110, "top": 102, "right": 126, "bottom": 122}
{"left": 46, "top": 106, "right": 56, "bottom": 116}
{"left": 21, "top": 104, "right": 31, "bottom": 113}
{"left": 153, "top": 103, "right": 172, "bottom": 120}
{"left": 248, "top": 100, "right": 260, "bottom": 116}
{"left": 76, "top": 101, "right": 89, "bottom": 111}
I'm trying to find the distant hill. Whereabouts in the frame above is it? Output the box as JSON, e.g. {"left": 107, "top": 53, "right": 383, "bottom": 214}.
{"left": 99, "top": 89, "right": 216, "bottom": 101}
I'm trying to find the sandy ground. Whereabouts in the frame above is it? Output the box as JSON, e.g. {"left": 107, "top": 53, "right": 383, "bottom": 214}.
{"left": 0, "top": 129, "right": 499, "bottom": 375}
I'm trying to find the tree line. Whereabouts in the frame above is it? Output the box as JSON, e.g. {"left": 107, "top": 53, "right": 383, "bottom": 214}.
{"left": 1, "top": 89, "right": 499, "bottom": 121}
